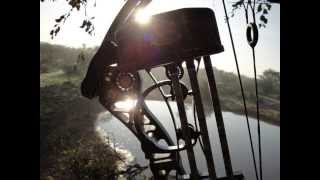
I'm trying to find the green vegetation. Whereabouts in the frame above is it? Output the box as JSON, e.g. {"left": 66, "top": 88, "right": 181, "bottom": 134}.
{"left": 207, "top": 68, "right": 280, "bottom": 125}
{"left": 141, "top": 66, "right": 280, "bottom": 125}
{"left": 40, "top": 73, "right": 121, "bottom": 179}
{"left": 40, "top": 44, "right": 148, "bottom": 179}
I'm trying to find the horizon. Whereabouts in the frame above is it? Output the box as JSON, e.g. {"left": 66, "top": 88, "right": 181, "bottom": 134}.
{"left": 40, "top": 40, "right": 279, "bottom": 80}
{"left": 40, "top": 0, "right": 280, "bottom": 77}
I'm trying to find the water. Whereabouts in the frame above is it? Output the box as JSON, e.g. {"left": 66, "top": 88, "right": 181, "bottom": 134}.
{"left": 96, "top": 101, "right": 280, "bottom": 180}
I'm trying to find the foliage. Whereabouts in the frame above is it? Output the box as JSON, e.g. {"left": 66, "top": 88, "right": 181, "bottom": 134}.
{"left": 62, "top": 65, "right": 78, "bottom": 76}
{"left": 40, "top": 66, "right": 113, "bottom": 178}
{"left": 41, "top": 0, "right": 278, "bottom": 38}
{"left": 229, "top": 0, "right": 273, "bottom": 28}
{"left": 259, "top": 69, "right": 280, "bottom": 95}
{"left": 41, "top": 0, "right": 96, "bottom": 38}
{"left": 207, "top": 67, "right": 280, "bottom": 123}
{"left": 40, "top": 77, "right": 127, "bottom": 180}
{"left": 40, "top": 81, "right": 117, "bottom": 179}
{"left": 46, "top": 133, "right": 124, "bottom": 180}
{"left": 138, "top": 64, "right": 280, "bottom": 124}
{"left": 40, "top": 42, "right": 96, "bottom": 74}
{"left": 40, "top": 51, "right": 150, "bottom": 179}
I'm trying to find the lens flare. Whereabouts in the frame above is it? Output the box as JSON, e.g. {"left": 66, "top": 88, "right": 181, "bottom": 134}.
{"left": 135, "top": 9, "right": 151, "bottom": 25}
{"left": 114, "top": 98, "right": 137, "bottom": 111}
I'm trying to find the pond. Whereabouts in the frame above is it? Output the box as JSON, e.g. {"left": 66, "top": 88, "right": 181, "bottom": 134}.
{"left": 96, "top": 100, "right": 280, "bottom": 180}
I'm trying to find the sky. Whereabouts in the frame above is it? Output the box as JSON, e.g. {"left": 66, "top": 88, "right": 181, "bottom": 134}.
{"left": 40, "top": 0, "right": 280, "bottom": 77}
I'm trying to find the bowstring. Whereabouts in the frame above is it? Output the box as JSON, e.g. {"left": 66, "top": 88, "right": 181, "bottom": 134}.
{"left": 251, "top": 1, "right": 263, "bottom": 179}
{"left": 220, "top": 0, "right": 259, "bottom": 180}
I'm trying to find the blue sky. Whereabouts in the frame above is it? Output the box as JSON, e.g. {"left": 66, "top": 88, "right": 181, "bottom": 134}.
{"left": 40, "top": 0, "right": 280, "bottom": 77}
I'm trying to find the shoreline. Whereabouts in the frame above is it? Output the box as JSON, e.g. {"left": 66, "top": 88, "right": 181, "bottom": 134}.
{"left": 219, "top": 102, "right": 280, "bottom": 126}
{"left": 145, "top": 98, "right": 280, "bottom": 126}
{"left": 221, "top": 108, "right": 280, "bottom": 126}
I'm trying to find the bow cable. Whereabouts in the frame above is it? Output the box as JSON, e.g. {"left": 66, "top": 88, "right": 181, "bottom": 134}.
{"left": 146, "top": 70, "right": 182, "bottom": 170}
{"left": 192, "top": 59, "right": 205, "bottom": 153}
{"left": 250, "top": 0, "right": 263, "bottom": 179}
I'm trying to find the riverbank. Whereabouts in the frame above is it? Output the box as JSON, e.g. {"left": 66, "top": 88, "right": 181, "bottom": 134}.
{"left": 40, "top": 73, "right": 145, "bottom": 179}
{"left": 219, "top": 96, "right": 280, "bottom": 126}
{"left": 142, "top": 67, "right": 280, "bottom": 126}
{"left": 147, "top": 95, "right": 280, "bottom": 126}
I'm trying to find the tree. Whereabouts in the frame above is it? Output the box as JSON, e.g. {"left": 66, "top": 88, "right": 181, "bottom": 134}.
{"left": 229, "top": 0, "right": 275, "bottom": 28}
{"left": 41, "top": 0, "right": 96, "bottom": 39}
{"left": 259, "top": 69, "right": 280, "bottom": 95}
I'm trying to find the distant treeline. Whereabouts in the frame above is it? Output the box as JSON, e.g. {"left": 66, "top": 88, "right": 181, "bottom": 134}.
{"left": 40, "top": 42, "right": 280, "bottom": 123}
{"left": 138, "top": 66, "right": 280, "bottom": 124}
{"left": 40, "top": 42, "right": 97, "bottom": 74}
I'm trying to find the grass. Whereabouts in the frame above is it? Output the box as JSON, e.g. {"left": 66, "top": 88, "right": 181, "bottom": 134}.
{"left": 40, "top": 70, "right": 82, "bottom": 88}
{"left": 40, "top": 71, "right": 146, "bottom": 179}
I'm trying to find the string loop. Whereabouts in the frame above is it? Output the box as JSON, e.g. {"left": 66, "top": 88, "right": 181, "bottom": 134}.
{"left": 246, "top": 22, "right": 259, "bottom": 48}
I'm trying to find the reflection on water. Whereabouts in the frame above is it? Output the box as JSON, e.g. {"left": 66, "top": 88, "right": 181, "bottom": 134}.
{"left": 95, "top": 101, "right": 280, "bottom": 180}
{"left": 95, "top": 126, "right": 136, "bottom": 171}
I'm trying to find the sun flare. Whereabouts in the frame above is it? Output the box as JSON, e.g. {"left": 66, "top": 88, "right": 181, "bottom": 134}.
{"left": 134, "top": 9, "right": 151, "bottom": 25}
{"left": 114, "top": 98, "right": 137, "bottom": 111}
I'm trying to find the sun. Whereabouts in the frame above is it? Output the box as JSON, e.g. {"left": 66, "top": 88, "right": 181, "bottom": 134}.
{"left": 134, "top": 9, "right": 152, "bottom": 25}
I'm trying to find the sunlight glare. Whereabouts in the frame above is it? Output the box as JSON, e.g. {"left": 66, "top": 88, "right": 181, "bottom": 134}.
{"left": 114, "top": 98, "right": 137, "bottom": 111}
{"left": 135, "top": 9, "right": 151, "bottom": 25}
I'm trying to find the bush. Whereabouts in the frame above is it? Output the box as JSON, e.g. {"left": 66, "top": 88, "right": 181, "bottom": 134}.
{"left": 45, "top": 133, "right": 124, "bottom": 180}
{"left": 41, "top": 65, "right": 50, "bottom": 73}
{"left": 62, "top": 65, "right": 79, "bottom": 76}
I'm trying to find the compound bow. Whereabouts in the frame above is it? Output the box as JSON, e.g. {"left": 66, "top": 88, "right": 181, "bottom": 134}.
{"left": 80, "top": 0, "right": 267, "bottom": 179}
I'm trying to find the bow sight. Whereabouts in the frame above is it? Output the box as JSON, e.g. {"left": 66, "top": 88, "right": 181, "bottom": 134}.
{"left": 81, "top": 0, "right": 245, "bottom": 179}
